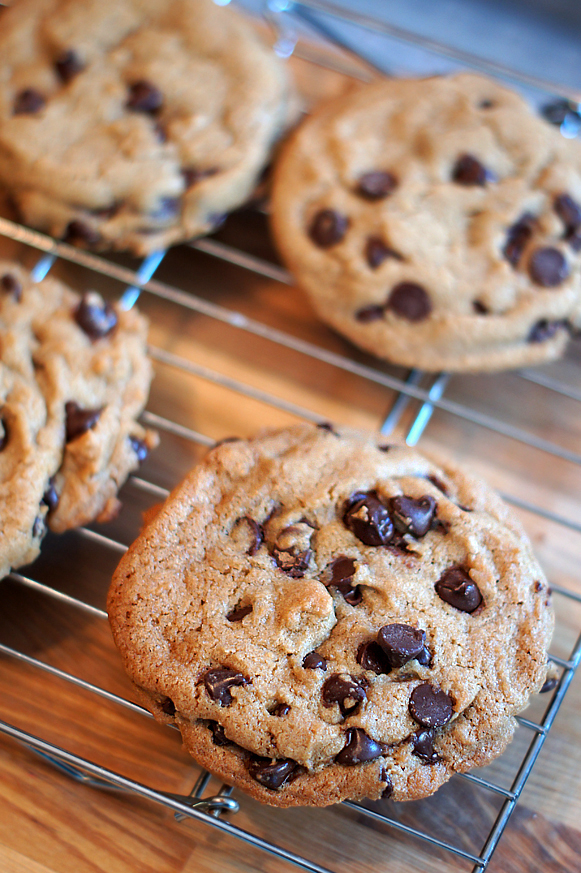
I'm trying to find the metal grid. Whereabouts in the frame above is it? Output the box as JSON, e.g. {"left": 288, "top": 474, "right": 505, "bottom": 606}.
{"left": 0, "top": 3, "right": 580, "bottom": 872}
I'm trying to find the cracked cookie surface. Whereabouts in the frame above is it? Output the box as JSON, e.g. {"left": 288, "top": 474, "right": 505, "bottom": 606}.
{"left": 108, "top": 424, "right": 553, "bottom": 806}
{"left": 270, "top": 73, "right": 581, "bottom": 372}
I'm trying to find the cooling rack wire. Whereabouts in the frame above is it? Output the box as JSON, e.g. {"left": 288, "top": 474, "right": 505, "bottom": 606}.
{"left": 0, "top": 2, "right": 580, "bottom": 872}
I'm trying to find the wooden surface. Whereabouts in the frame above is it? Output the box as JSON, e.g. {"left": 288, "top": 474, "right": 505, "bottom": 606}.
{"left": 0, "top": 35, "right": 580, "bottom": 873}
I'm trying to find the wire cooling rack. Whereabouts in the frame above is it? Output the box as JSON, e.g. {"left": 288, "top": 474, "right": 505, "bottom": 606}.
{"left": 0, "top": 3, "right": 580, "bottom": 872}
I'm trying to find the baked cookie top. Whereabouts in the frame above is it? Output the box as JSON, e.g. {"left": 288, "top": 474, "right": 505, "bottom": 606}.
{"left": 108, "top": 424, "right": 553, "bottom": 807}
{"left": 0, "top": 260, "right": 156, "bottom": 579}
{"left": 270, "top": 73, "right": 581, "bottom": 372}
{"left": 0, "top": 0, "right": 292, "bottom": 255}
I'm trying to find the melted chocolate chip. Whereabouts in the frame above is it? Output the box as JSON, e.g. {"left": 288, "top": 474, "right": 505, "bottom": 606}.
{"left": 336, "top": 728, "right": 386, "bottom": 765}
{"left": 355, "top": 304, "right": 384, "bottom": 323}
{"left": 322, "top": 673, "right": 366, "bottom": 716}
{"left": 356, "top": 171, "right": 398, "bottom": 200}
{"left": 436, "top": 566, "right": 483, "bottom": 613}
{"left": 452, "top": 154, "right": 494, "bottom": 186}
{"left": 160, "top": 696, "right": 176, "bottom": 716}
{"left": 343, "top": 492, "right": 393, "bottom": 547}
{"left": 409, "top": 683, "right": 453, "bottom": 728}
{"left": 226, "top": 604, "right": 253, "bottom": 622}
{"left": 1, "top": 273, "right": 22, "bottom": 302}
{"left": 302, "top": 652, "right": 327, "bottom": 671}
{"left": 14, "top": 88, "right": 46, "bottom": 115}
{"left": 308, "top": 209, "right": 349, "bottom": 248}
{"left": 528, "top": 247, "right": 569, "bottom": 287}
{"left": 129, "top": 435, "right": 149, "bottom": 463}
{"left": 365, "top": 236, "right": 403, "bottom": 269}
{"left": 323, "top": 556, "right": 362, "bottom": 605}
{"left": 554, "top": 193, "right": 581, "bottom": 236}
{"left": 209, "top": 721, "right": 231, "bottom": 746}
{"left": 55, "top": 49, "right": 84, "bottom": 83}
{"left": 389, "top": 495, "right": 437, "bottom": 537}
{"left": 273, "top": 522, "right": 313, "bottom": 577}
{"left": 248, "top": 758, "right": 299, "bottom": 790}
{"left": 540, "top": 676, "right": 558, "bottom": 694}
{"left": 528, "top": 319, "right": 568, "bottom": 343}
{"left": 272, "top": 703, "right": 290, "bottom": 717}
{"left": 356, "top": 640, "right": 392, "bottom": 675}
{"left": 412, "top": 728, "right": 439, "bottom": 763}
{"left": 377, "top": 624, "right": 427, "bottom": 668}
{"left": 182, "top": 167, "right": 219, "bottom": 188}
{"left": 64, "top": 220, "right": 101, "bottom": 247}
{"left": 126, "top": 80, "right": 163, "bottom": 113}
{"left": 203, "top": 668, "right": 249, "bottom": 706}
{"left": 380, "top": 767, "right": 394, "bottom": 798}
{"left": 503, "top": 213, "right": 535, "bottom": 266}
{"left": 237, "top": 516, "right": 263, "bottom": 556}
{"left": 387, "top": 283, "right": 432, "bottom": 322}
{"left": 75, "top": 292, "right": 118, "bottom": 340}
{"left": 42, "top": 479, "right": 59, "bottom": 512}
{"left": 65, "top": 401, "right": 103, "bottom": 442}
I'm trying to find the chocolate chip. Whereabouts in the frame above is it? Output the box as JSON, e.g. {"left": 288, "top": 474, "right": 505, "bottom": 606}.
{"left": 503, "top": 213, "right": 535, "bottom": 266}
{"left": 473, "top": 300, "right": 489, "bottom": 314}
{"left": 160, "top": 696, "right": 176, "bottom": 716}
{"left": 42, "top": 479, "right": 59, "bottom": 512}
{"left": 236, "top": 516, "right": 264, "bottom": 556}
{"left": 322, "top": 556, "right": 362, "bottom": 605}
{"left": 65, "top": 401, "right": 103, "bottom": 442}
{"left": 273, "top": 522, "right": 313, "bottom": 578}
{"left": 126, "top": 80, "right": 163, "bottom": 114}
{"left": 343, "top": 492, "right": 394, "bottom": 547}
{"left": 355, "top": 304, "right": 384, "bottom": 323}
{"left": 1, "top": 273, "right": 22, "bottom": 302}
{"left": 248, "top": 758, "right": 299, "bottom": 790}
{"left": 182, "top": 167, "right": 219, "bottom": 188}
{"left": 365, "top": 237, "right": 403, "bottom": 269}
{"left": 412, "top": 728, "right": 439, "bottom": 763}
{"left": 226, "top": 604, "right": 253, "bottom": 622}
{"left": 55, "top": 49, "right": 84, "bottom": 83}
{"left": 568, "top": 232, "right": 581, "bottom": 252}
{"left": 209, "top": 721, "right": 231, "bottom": 746}
{"left": 409, "top": 683, "right": 453, "bottom": 728}
{"left": 129, "top": 435, "right": 149, "bottom": 463}
{"left": 380, "top": 767, "right": 394, "bottom": 798}
{"left": 64, "top": 220, "right": 101, "bottom": 247}
{"left": 322, "top": 673, "right": 366, "bottom": 716}
{"left": 554, "top": 193, "right": 581, "bottom": 236}
{"left": 356, "top": 640, "right": 392, "bottom": 675}
{"left": 387, "top": 283, "right": 432, "bottom": 322}
{"left": 452, "top": 154, "right": 494, "bottom": 186}
{"left": 378, "top": 624, "right": 427, "bottom": 668}
{"left": 303, "top": 652, "right": 327, "bottom": 671}
{"left": 150, "top": 197, "right": 180, "bottom": 220}
{"left": 528, "top": 247, "right": 569, "bottom": 287}
{"left": 308, "top": 209, "right": 349, "bottom": 248}
{"left": 203, "top": 668, "right": 250, "bottom": 706}
{"left": 540, "top": 677, "right": 558, "bottom": 694}
{"left": 389, "top": 495, "right": 437, "bottom": 537}
{"left": 32, "top": 516, "right": 44, "bottom": 539}
{"left": 356, "top": 171, "right": 398, "bottom": 200}
{"left": 272, "top": 703, "right": 290, "bottom": 717}
{"left": 75, "top": 292, "right": 118, "bottom": 340}
{"left": 336, "top": 728, "right": 386, "bottom": 765}
{"left": 436, "top": 567, "right": 482, "bottom": 612}
{"left": 426, "top": 474, "right": 448, "bottom": 496}
{"left": 528, "top": 319, "right": 568, "bottom": 343}
{"left": 13, "top": 88, "right": 46, "bottom": 115}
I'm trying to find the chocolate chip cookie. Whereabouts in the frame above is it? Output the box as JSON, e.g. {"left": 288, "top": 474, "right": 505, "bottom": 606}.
{"left": 0, "top": 0, "right": 293, "bottom": 255}
{"left": 0, "top": 261, "right": 156, "bottom": 579}
{"left": 270, "top": 73, "right": 581, "bottom": 372}
{"left": 108, "top": 424, "right": 553, "bottom": 807}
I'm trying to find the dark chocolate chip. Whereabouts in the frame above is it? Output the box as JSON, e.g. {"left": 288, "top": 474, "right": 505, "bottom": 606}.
{"left": 32, "top": 516, "right": 44, "bottom": 539}
{"left": 378, "top": 624, "right": 427, "bottom": 668}
{"left": 75, "top": 292, "right": 118, "bottom": 340}
{"left": 150, "top": 196, "right": 180, "bottom": 220}
{"left": 416, "top": 646, "right": 433, "bottom": 668}
{"left": 343, "top": 491, "right": 394, "bottom": 547}
{"left": 568, "top": 232, "right": 581, "bottom": 251}
{"left": 365, "top": 237, "right": 404, "bottom": 270}
{"left": 248, "top": 758, "right": 299, "bottom": 790}
{"left": 452, "top": 154, "right": 494, "bottom": 186}
{"left": 554, "top": 193, "right": 581, "bottom": 236}
{"left": 182, "top": 167, "right": 219, "bottom": 188}
{"left": 380, "top": 767, "right": 394, "bottom": 798}
{"left": 308, "top": 209, "right": 349, "bottom": 248}
{"left": 238, "top": 516, "right": 264, "bottom": 556}
{"left": 323, "top": 555, "right": 362, "bottom": 605}
{"left": 335, "top": 728, "right": 386, "bottom": 765}
{"left": 412, "top": 728, "right": 439, "bottom": 763}
{"left": 503, "top": 213, "right": 536, "bottom": 266}
{"left": 126, "top": 80, "right": 163, "bottom": 113}
{"left": 426, "top": 474, "right": 449, "bottom": 496}
{"left": 13, "top": 88, "right": 46, "bottom": 115}
{"left": 209, "top": 721, "right": 231, "bottom": 746}
{"left": 473, "top": 300, "right": 489, "bottom": 314}
{"left": 64, "top": 219, "right": 101, "bottom": 247}
{"left": 65, "top": 401, "right": 103, "bottom": 442}
{"left": 129, "top": 435, "right": 149, "bottom": 463}
{"left": 355, "top": 304, "right": 384, "bottom": 323}
{"left": 42, "top": 479, "right": 59, "bottom": 512}
{"left": 356, "top": 171, "right": 398, "bottom": 200}
{"left": 302, "top": 652, "right": 327, "bottom": 671}
{"left": 540, "top": 676, "right": 558, "bottom": 694}
{"left": 436, "top": 566, "right": 483, "bottom": 613}
{"left": 389, "top": 495, "right": 437, "bottom": 537}
{"left": 55, "top": 49, "right": 84, "bottom": 83}
{"left": 160, "top": 696, "right": 176, "bottom": 716}
{"left": 273, "top": 522, "right": 313, "bottom": 578}
{"left": 226, "top": 604, "right": 253, "bottom": 622}
{"left": 387, "top": 282, "right": 432, "bottom": 322}
{"left": 356, "top": 640, "right": 392, "bottom": 675}
{"left": 528, "top": 247, "right": 569, "bottom": 287}
{"left": 1, "top": 273, "right": 22, "bottom": 302}
{"left": 322, "top": 673, "right": 366, "bottom": 716}
{"left": 409, "top": 683, "right": 453, "bottom": 728}
{"left": 272, "top": 703, "right": 290, "bottom": 717}
{"left": 203, "top": 668, "right": 249, "bottom": 706}
{"left": 528, "top": 319, "right": 568, "bottom": 343}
